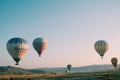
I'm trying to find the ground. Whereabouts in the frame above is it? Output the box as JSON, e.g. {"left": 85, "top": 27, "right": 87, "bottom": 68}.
{"left": 0, "top": 70, "right": 120, "bottom": 80}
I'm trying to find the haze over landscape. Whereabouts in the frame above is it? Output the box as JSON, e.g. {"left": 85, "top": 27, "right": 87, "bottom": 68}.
{"left": 1, "top": 0, "right": 120, "bottom": 69}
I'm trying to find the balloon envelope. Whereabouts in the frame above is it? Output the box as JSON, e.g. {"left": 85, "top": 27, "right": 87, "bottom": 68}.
{"left": 94, "top": 40, "right": 108, "bottom": 59}
{"left": 33, "top": 37, "right": 48, "bottom": 57}
{"left": 7, "top": 38, "right": 29, "bottom": 65}
{"left": 111, "top": 57, "right": 118, "bottom": 69}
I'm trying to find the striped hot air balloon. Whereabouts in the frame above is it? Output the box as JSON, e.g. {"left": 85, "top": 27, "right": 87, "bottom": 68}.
{"left": 33, "top": 37, "right": 48, "bottom": 57}
{"left": 94, "top": 40, "right": 108, "bottom": 59}
{"left": 7, "top": 37, "right": 29, "bottom": 65}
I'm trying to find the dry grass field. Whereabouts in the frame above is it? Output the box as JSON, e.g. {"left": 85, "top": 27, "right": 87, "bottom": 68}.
{"left": 0, "top": 70, "right": 120, "bottom": 80}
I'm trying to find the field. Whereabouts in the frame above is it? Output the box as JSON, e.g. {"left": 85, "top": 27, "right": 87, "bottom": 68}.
{"left": 0, "top": 70, "right": 120, "bottom": 80}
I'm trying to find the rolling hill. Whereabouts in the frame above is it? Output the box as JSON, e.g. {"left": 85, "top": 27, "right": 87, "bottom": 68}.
{"left": 0, "top": 64, "right": 117, "bottom": 75}
{"left": 38, "top": 64, "right": 116, "bottom": 73}
{"left": 0, "top": 66, "right": 48, "bottom": 75}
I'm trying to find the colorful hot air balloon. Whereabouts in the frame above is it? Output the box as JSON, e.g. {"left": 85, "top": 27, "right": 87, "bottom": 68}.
{"left": 111, "top": 57, "right": 118, "bottom": 70}
{"left": 67, "top": 64, "right": 72, "bottom": 73}
{"left": 94, "top": 40, "right": 108, "bottom": 59}
{"left": 7, "top": 38, "right": 29, "bottom": 65}
{"left": 33, "top": 37, "right": 48, "bottom": 57}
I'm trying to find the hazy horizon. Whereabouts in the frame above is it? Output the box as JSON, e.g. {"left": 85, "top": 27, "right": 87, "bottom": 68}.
{"left": 1, "top": 0, "right": 120, "bottom": 69}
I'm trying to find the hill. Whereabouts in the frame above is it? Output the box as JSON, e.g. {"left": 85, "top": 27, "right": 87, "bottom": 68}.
{"left": 0, "top": 64, "right": 117, "bottom": 75}
{"left": 0, "top": 66, "right": 47, "bottom": 75}
{"left": 38, "top": 64, "right": 116, "bottom": 73}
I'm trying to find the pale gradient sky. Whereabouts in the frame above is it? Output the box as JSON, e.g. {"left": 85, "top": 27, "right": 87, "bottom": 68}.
{"left": 1, "top": 0, "right": 120, "bottom": 69}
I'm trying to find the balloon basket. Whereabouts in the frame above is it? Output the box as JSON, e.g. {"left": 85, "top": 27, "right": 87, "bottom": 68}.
{"left": 15, "top": 63, "right": 19, "bottom": 65}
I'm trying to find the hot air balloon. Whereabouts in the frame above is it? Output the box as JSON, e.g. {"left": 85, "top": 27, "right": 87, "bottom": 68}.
{"left": 67, "top": 64, "right": 72, "bottom": 73}
{"left": 7, "top": 37, "right": 29, "bottom": 65}
{"left": 111, "top": 57, "right": 118, "bottom": 70}
{"left": 94, "top": 40, "right": 108, "bottom": 59}
{"left": 33, "top": 37, "right": 48, "bottom": 57}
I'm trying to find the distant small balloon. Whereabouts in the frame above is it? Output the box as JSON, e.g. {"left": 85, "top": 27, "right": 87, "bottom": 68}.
{"left": 111, "top": 57, "right": 118, "bottom": 70}
{"left": 67, "top": 64, "right": 72, "bottom": 73}
{"left": 33, "top": 37, "right": 48, "bottom": 57}
{"left": 7, "top": 37, "right": 29, "bottom": 65}
{"left": 94, "top": 40, "right": 108, "bottom": 59}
